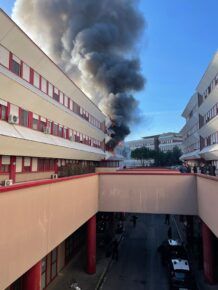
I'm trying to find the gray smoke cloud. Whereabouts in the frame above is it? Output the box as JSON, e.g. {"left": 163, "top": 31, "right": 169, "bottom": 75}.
{"left": 12, "top": 0, "right": 146, "bottom": 149}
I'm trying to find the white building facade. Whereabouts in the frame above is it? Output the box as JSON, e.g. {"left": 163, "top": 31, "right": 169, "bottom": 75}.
{"left": 180, "top": 52, "right": 218, "bottom": 168}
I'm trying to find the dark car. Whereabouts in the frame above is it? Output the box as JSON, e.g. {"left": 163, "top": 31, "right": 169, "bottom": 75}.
{"left": 168, "top": 258, "right": 197, "bottom": 290}
{"left": 158, "top": 239, "right": 188, "bottom": 264}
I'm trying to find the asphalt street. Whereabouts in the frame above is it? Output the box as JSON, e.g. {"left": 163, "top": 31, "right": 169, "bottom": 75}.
{"left": 101, "top": 214, "right": 173, "bottom": 290}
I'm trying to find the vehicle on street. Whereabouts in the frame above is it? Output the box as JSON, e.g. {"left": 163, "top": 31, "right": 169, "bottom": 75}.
{"left": 168, "top": 259, "right": 196, "bottom": 290}
{"left": 158, "top": 239, "right": 188, "bottom": 264}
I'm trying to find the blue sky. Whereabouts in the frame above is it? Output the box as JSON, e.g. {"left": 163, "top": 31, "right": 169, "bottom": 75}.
{"left": 1, "top": 0, "right": 218, "bottom": 141}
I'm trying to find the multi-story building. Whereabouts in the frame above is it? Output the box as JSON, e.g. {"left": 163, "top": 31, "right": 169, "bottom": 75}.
{"left": 126, "top": 132, "right": 182, "bottom": 154}
{"left": 126, "top": 134, "right": 159, "bottom": 152}
{"left": 197, "top": 52, "right": 218, "bottom": 168}
{"left": 1, "top": 10, "right": 218, "bottom": 290}
{"left": 180, "top": 93, "right": 201, "bottom": 165}
{"left": 180, "top": 51, "right": 218, "bottom": 168}
{"left": 158, "top": 132, "right": 183, "bottom": 153}
{"left": 0, "top": 9, "right": 106, "bottom": 186}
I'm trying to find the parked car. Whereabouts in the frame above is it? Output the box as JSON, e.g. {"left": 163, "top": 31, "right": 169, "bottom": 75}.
{"left": 168, "top": 258, "right": 197, "bottom": 290}
{"left": 158, "top": 239, "right": 188, "bottom": 264}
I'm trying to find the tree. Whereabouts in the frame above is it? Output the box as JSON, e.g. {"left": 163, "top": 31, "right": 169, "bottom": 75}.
{"left": 131, "top": 147, "right": 153, "bottom": 166}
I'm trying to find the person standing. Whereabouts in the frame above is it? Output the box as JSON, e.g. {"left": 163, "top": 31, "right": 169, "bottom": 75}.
{"left": 193, "top": 164, "right": 197, "bottom": 173}
{"left": 167, "top": 226, "right": 172, "bottom": 239}
{"left": 212, "top": 164, "right": 216, "bottom": 176}
{"left": 112, "top": 239, "right": 119, "bottom": 261}
{"left": 165, "top": 214, "right": 170, "bottom": 225}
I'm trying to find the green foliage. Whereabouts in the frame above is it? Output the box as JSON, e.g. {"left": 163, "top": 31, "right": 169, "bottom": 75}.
{"left": 131, "top": 146, "right": 182, "bottom": 167}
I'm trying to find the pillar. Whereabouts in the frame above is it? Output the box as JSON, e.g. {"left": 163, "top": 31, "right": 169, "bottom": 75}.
{"left": 202, "top": 222, "right": 216, "bottom": 284}
{"left": 23, "top": 261, "right": 41, "bottom": 290}
{"left": 9, "top": 156, "right": 16, "bottom": 183}
{"left": 86, "top": 215, "right": 96, "bottom": 274}
{"left": 54, "top": 159, "right": 58, "bottom": 174}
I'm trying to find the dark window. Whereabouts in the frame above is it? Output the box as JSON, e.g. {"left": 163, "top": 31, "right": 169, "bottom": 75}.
{"left": 20, "top": 109, "right": 29, "bottom": 127}
{"left": 53, "top": 92, "right": 59, "bottom": 102}
{"left": 39, "top": 120, "right": 46, "bottom": 132}
{"left": 11, "top": 59, "right": 21, "bottom": 76}
{"left": 0, "top": 104, "right": 7, "bottom": 121}
{"left": 58, "top": 126, "right": 63, "bottom": 137}
{"left": 32, "top": 118, "right": 38, "bottom": 130}
{"left": 52, "top": 123, "right": 58, "bottom": 136}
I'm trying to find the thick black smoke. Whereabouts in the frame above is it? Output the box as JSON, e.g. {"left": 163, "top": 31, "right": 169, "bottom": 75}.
{"left": 12, "top": 0, "right": 146, "bottom": 149}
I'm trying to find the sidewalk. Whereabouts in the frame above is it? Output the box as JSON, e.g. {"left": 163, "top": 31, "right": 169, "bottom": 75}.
{"left": 46, "top": 232, "right": 123, "bottom": 290}
{"left": 172, "top": 216, "right": 218, "bottom": 290}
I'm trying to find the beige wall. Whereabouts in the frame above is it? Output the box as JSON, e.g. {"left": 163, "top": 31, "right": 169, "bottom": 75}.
{"left": 0, "top": 74, "right": 105, "bottom": 141}
{"left": 2, "top": 172, "right": 218, "bottom": 289}
{"left": 95, "top": 167, "right": 118, "bottom": 173}
{"left": 0, "top": 175, "right": 98, "bottom": 290}
{"left": 197, "top": 175, "right": 218, "bottom": 237}
{"left": 16, "top": 172, "right": 54, "bottom": 183}
{"left": 99, "top": 174, "right": 198, "bottom": 215}
{"left": 0, "top": 135, "right": 104, "bottom": 161}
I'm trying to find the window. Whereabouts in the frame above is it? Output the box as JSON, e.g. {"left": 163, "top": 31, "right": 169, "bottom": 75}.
{"left": 39, "top": 119, "right": 46, "bottom": 132}
{"left": 58, "top": 126, "right": 63, "bottom": 137}
{"left": 20, "top": 109, "right": 29, "bottom": 127}
{"left": 41, "top": 257, "right": 47, "bottom": 289}
{"left": 51, "top": 248, "right": 57, "bottom": 280}
{"left": 52, "top": 123, "right": 58, "bottom": 136}
{"left": 0, "top": 156, "right": 10, "bottom": 173}
{"left": 53, "top": 92, "right": 59, "bottom": 102}
{"left": 11, "top": 59, "right": 21, "bottom": 76}
{"left": 32, "top": 118, "right": 38, "bottom": 130}
{"left": 0, "top": 104, "right": 7, "bottom": 120}
{"left": 23, "top": 157, "right": 31, "bottom": 172}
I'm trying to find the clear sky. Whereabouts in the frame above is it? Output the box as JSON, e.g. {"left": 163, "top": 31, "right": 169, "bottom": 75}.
{"left": 0, "top": 0, "right": 218, "bottom": 141}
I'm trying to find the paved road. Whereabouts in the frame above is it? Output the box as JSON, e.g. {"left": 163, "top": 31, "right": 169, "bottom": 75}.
{"left": 101, "top": 214, "right": 172, "bottom": 290}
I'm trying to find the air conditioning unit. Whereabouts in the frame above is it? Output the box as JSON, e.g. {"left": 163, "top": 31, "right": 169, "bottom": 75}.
{"left": 43, "top": 126, "right": 50, "bottom": 134}
{"left": 2, "top": 179, "right": 13, "bottom": 186}
{"left": 8, "top": 115, "right": 18, "bottom": 124}
{"left": 51, "top": 174, "right": 58, "bottom": 179}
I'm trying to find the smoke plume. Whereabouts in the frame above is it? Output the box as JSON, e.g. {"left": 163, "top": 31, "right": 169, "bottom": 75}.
{"left": 12, "top": 0, "right": 146, "bottom": 149}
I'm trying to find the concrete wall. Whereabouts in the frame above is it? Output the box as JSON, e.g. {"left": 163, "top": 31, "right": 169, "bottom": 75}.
{"left": 0, "top": 175, "right": 98, "bottom": 290}
{"left": 99, "top": 174, "right": 198, "bottom": 215}
{"left": 197, "top": 175, "right": 218, "bottom": 237}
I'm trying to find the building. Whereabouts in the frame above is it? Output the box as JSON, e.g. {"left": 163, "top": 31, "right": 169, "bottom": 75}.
{"left": 0, "top": 10, "right": 218, "bottom": 290}
{"left": 180, "top": 51, "right": 218, "bottom": 168}
{"left": 158, "top": 132, "right": 183, "bottom": 153}
{"left": 125, "top": 132, "right": 182, "bottom": 154}
{"left": 0, "top": 9, "right": 106, "bottom": 186}
{"left": 126, "top": 134, "right": 159, "bottom": 152}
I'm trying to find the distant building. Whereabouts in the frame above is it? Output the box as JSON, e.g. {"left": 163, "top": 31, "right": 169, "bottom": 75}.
{"left": 158, "top": 132, "right": 183, "bottom": 153}
{"left": 125, "top": 132, "right": 182, "bottom": 154}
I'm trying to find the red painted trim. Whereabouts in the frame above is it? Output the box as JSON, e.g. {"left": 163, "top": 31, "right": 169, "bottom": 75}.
{"left": 6, "top": 102, "right": 10, "bottom": 121}
{"left": 10, "top": 156, "right": 16, "bottom": 183}
{"left": 20, "top": 60, "right": 23, "bottom": 78}
{"left": 9, "top": 51, "right": 13, "bottom": 71}
{"left": 0, "top": 173, "right": 96, "bottom": 193}
{"left": 39, "top": 75, "right": 42, "bottom": 90}
{"left": 28, "top": 111, "right": 33, "bottom": 128}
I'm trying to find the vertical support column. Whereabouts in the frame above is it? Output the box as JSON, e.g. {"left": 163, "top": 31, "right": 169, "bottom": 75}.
{"left": 23, "top": 261, "right": 41, "bottom": 290}
{"left": 10, "top": 156, "right": 16, "bottom": 183}
{"left": 86, "top": 215, "right": 96, "bottom": 274}
{"left": 202, "top": 222, "right": 215, "bottom": 284}
{"left": 54, "top": 159, "right": 58, "bottom": 174}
